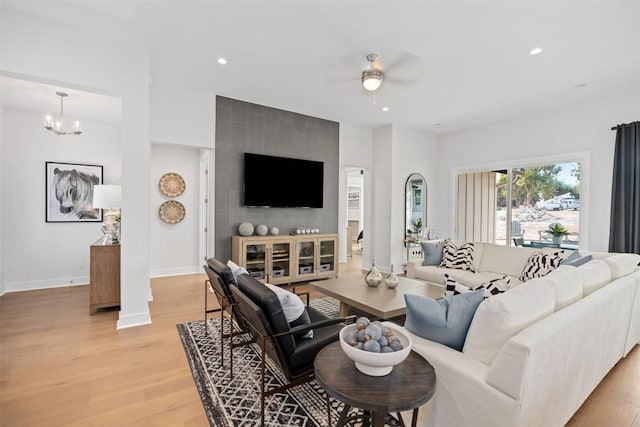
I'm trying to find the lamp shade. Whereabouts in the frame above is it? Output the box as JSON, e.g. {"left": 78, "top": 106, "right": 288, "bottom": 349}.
{"left": 93, "top": 185, "right": 121, "bottom": 209}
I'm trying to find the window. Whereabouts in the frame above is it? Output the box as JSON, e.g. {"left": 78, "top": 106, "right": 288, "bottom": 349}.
{"left": 457, "top": 161, "right": 581, "bottom": 247}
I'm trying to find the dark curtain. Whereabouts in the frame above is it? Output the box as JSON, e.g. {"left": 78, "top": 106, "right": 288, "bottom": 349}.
{"left": 609, "top": 121, "right": 640, "bottom": 254}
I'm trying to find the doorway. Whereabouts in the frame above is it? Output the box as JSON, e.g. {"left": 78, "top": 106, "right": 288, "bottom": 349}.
{"left": 346, "top": 169, "right": 365, "bottom": 258}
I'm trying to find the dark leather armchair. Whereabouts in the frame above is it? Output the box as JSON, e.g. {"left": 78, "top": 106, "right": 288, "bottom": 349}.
{"left": 230, "top": 273, "right": 350, "bottom": 425}
{"left": 203, "top": 257, "right": 251, "bottom": 374}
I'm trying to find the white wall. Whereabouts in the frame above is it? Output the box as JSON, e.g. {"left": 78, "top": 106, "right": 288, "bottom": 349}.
{"left": 354, "top": 124, "right": 440, "bottom": 272}
{"left": 338, "top": 122, "right": 374, "bottom": 264}
{"left": 150, "top": 144, "right": 201, "bottom": 276}
{"left": 371, "top": 125, "right": 393, "bottom": 270}
{"left": 150, "top": 85, "right": 216, "bottom": 149}
{"left": 2, "top": 108, "right": 121, "bottom": 292}
{"left": 0, "top": 106, "right": 5, "bottom": 296}
{"left": 436, "top": 93, "right": 638, "bottom": 252}
{"left": 2, "top": 7, "right": 151, "bottom": 328}
{"left": 390, "top": 125, "right": 439, "bottom": 270}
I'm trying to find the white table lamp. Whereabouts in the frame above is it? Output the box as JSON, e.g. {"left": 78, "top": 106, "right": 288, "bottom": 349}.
{"left": 93, "top": 185, "right": 121, "bottom": 243}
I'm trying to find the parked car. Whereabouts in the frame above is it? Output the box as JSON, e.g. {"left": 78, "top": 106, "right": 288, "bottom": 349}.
{"left": 565, "top": 199, "right": 580, "bottom": 210}
{"left": 542, "top": 200, "right": 561, "bottom": 211}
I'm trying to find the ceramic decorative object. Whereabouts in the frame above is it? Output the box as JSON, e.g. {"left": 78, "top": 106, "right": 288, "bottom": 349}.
{"left": 159, "top": 200, "right": 185, "bottom": 224}
{"left": 238, "top": 222, "right": 254, "bottom": 236}
{"left": 339, "top": 323, "right": 412, "bottom": 376}
{"left": 256, "top": 224, "right": 268, "bottom": 236}
{"left": 159, "top": 172, "right": 185, "bottom": 197}
{"left": 365, "top": 257, "right": 382, "bottom": 287}
{"left": 385, "top": 265, "right": 400, "bottom": 289}
{"left": 270, "top": 227, "right": 279, "bottom": 235}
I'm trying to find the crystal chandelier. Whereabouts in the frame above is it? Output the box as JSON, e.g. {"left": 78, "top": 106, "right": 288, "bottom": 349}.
{"left": 44, "top": 91, "right": 82, "bottom": 136}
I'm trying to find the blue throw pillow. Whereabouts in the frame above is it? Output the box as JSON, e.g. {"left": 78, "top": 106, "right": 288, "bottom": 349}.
{"left": 404, "top": 290, "right": 484, "bottom": 351}
{"left": 420, "top": 240, "right": 445, "bottom": 266}
{"left": 562, "top": 250, "right": 593, "bottom": 267}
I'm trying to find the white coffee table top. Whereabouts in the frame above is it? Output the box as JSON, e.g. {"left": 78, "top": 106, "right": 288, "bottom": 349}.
{"left": 310, "top": 274, "right": 444, "bottom": 319}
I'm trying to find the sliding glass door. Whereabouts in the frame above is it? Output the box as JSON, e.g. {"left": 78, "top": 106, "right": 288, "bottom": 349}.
{"left": 458, "top": 162, "right": 581, "bottom": 246}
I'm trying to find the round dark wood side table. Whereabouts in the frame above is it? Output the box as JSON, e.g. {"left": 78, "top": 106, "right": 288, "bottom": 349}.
{"left": 314, "top": 341, "right": 436, "bottom": 427}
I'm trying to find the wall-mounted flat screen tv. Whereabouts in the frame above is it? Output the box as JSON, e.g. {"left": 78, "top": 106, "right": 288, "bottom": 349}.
{"left": 243, "top": 153, "right": 324, "bottom": 208}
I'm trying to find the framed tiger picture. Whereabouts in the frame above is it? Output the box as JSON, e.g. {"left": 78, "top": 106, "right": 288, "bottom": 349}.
{"left": 46, "top": 162, "right": 103, "bottom": 222}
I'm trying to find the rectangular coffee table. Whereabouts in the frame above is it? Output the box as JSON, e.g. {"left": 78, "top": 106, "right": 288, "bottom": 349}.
{"left": 310, "top": 274, "right": 444, "bottom": 320}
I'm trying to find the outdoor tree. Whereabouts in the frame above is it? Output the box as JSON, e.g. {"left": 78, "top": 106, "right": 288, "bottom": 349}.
{"left": 516, "top": 165, "right": 561, "bottom": 205}
{"left": 496, "top": 165, "right": 562, "bottom": 207}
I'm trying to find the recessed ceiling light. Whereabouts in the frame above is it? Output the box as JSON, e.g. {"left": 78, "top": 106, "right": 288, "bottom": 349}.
{"left": 529, "top": 47, "right": 543, "bottom": 56}
{"left": 575, "top": 83, "right": 587, "bottom": 88}
{"left": 382, "top": 106, "right": 390, "bottom": 112}
{"left": 217, "top": 57, "right": 227, "bottom": 65}
{"left": 434, "top": 123, "right": 442, "bottom": 126}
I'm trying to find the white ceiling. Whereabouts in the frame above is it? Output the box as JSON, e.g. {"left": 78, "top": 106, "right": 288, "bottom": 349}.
{"left": 2, "top": 1, "right": 639, "bottom": 133}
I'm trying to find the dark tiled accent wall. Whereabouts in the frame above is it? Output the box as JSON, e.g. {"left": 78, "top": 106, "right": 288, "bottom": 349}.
{"left": 215, "top": 96, "right": 339, "bottom": 260}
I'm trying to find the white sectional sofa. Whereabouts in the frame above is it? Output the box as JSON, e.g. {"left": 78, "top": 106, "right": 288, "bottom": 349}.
{"left": 404, "top": 242, "right": 640, "bottom": 427}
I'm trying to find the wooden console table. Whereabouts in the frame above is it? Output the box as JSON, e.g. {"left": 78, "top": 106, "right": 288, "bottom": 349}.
{"left": 90, "top": 238, "right": 120, "bottom": 314}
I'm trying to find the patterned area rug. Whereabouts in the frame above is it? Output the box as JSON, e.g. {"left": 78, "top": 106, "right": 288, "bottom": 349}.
{"left": 177, "top": 296, "right": 364, "bottom": 426}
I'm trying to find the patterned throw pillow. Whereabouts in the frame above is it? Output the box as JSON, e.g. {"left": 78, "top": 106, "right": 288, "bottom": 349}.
{"left": 445, "top": 274, "right": 512, "bottom": 299}
{"left": 444, "top": 274, "right": 472, "bottom": 296}
{"left": 520, "top": 251, "right": 563, "bottom": 281}
{"left": 440, "top": 242, "right": 475, "bottom": 272}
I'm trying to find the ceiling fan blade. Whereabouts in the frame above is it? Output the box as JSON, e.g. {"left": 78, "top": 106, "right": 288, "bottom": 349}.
{"left": 336, "top": 51, "right": 371, "bottom": 69}
{"left": 375, "top": 48, "right": 424, "bottom": 81}
{"left": 325, "top": 75, "right": 360, "bottom": 85}
{"left": 384, "top": 75, "right": 421, "bottom": 86}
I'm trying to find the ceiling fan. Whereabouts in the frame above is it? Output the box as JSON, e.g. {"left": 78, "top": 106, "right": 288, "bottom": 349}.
{"left": 325, "top": 48, "right": 424, "bottom": 93}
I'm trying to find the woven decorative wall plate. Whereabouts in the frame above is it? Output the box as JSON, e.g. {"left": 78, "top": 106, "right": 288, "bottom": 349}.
{"left": 159, "top": 200, "right": 186, "bottom": 224}
{"left": 159, "top": 172, "right": 185, "bottom": 197}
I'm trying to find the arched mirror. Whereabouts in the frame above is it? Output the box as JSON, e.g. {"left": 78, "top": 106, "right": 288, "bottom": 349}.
{"left": 405, "top": 173, "right": 427, "bottom": 243}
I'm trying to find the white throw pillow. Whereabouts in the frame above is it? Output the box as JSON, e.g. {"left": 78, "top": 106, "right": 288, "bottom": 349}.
{"left": 463, "top": 280, "right": 556, "bottom": 365}
{"left": 264, "top": 284, "right": 313, "bottom": 339}
{"left": 226, "top": 259, "right": 249, "bottom": 284}
{"left": 264, "top": 283, "right": 305, "bottom": 321}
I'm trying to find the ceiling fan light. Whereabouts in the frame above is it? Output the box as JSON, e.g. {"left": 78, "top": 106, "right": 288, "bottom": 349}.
{"left": 362, "top": 70, "right": 383, "bottom": 91}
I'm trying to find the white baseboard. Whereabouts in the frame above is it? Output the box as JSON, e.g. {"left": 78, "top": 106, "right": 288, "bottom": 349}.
{"left": 150, "top": 266, "right": 200, "bottom": 278}
{"left": 117, "top": 310, "right": 151, "bottom": 329}
{"left": 4, "top": 276, "right": 89, "bottom": 293}
{"left": 1, "top": 267, "right": 199, "bottom": 296}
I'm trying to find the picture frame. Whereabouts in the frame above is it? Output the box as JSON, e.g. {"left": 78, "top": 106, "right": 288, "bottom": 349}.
{"left": 414, "top": 188, "right": 422, "bottom": 206}
{"left": 46, "top": 161, "right": 103, "bottom": 222}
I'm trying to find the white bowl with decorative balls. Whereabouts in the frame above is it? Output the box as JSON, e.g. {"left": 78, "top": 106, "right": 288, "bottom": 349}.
{"left": 339, "top": 321, "right": 412, "bottom": 377}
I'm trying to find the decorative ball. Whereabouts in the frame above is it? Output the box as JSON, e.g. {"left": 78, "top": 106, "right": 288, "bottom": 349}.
{"left": 238, "top": 222, "right": 254, "bottom": 236}
{"left": 270, "top": 227, "right": 279, "bottom": 235}
{"left": 256, "top": 224, "right": 268, "bottom": 236}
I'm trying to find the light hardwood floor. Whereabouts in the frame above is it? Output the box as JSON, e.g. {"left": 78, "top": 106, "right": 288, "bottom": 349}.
{"left": 1, "top": 254, "right": 639, "bottom": 426}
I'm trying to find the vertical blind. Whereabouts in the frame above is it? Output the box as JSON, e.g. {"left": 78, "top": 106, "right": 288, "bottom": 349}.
{"left": 457, "top": 172, "right": 497, "bottom": 242}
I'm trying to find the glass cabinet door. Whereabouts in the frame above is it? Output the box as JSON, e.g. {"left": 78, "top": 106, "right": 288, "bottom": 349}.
{"left": 245, "top": 243, "right": 267, "bottom": 280}
{"left": 270, "top": 241, "right": 292, "bottom": 282}
{"left": 297, "top": 240, "right": 316, "bottom": 276}
{"left": 318, "top": 238, "right": 336, "bottom": 273}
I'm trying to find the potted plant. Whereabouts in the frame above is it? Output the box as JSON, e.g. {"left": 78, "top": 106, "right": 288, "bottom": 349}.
{"left": 548, "top": 223, "right": 568, "bottom": 245}
{"left": 413, "top": 218, "right": 423, "bottom": 235}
